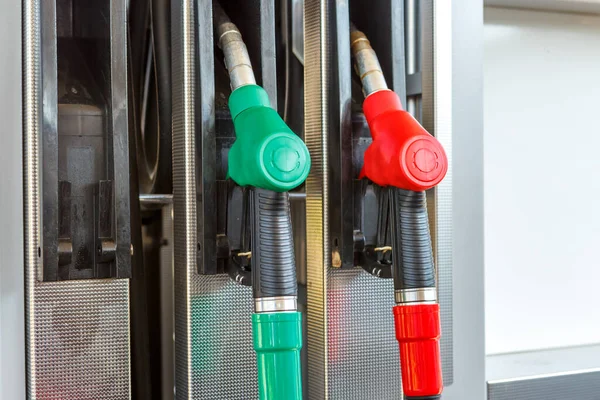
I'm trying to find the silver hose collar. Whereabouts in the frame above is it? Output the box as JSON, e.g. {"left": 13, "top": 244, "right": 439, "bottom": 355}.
{"left": 254, "top": 296, "right": 298, "bottom": 313}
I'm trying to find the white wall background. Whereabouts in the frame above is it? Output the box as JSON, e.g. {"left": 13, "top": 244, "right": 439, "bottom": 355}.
{"left": 484, "top": 7, "right": 600, "bottom": 355}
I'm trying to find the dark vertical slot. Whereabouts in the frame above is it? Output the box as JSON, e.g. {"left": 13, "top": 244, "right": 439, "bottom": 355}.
{"left": 350, "top": 0, "right": 406, "bottom": 97}
{"left": 194, "top": 0, "right": 217, "bottom": 274}
{"left": 200, "top": 0, "right": 278, "bottom": 275}
{"left": 42, "top": 0, "right": 131, "bottom": 281}
{"left": 326, "top": 1, "right": 355, "bottom": 269}
{"left": 348, "top": 0, "right": 407, "bottom": 278}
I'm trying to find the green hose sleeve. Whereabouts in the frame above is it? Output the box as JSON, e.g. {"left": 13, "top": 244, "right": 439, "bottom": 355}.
{"left": 227, "top": 85, "right": 311, "bottom": 192}
{"left": 253, "top": 311, "right": 302, "bottom": 400}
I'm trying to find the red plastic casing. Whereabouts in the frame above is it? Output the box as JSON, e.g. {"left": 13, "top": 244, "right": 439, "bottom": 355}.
{"left": 361, "top": 90, "right": 448, "bottom": 191}
{"left": 393, "top": 304, "right": 443, "bottom": 397}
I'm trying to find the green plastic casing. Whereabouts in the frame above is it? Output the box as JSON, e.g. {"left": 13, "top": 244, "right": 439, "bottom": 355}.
{"left": 228, "top": 85, "right": 311, "bottom": 192}
{"left": 253, "top": 311, "right": 303, "bottom": 400}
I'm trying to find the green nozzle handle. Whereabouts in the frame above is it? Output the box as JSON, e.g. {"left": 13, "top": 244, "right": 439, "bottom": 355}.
{"left": 253, "top": 312, "right": 302, "bottom": 400}
{"left": 228, "top": 85, "right": 311, "bottom": 192}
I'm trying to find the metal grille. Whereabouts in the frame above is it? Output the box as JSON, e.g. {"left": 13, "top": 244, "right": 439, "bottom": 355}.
{"left": 189, "top": 277, "right": 258, "bottom": 399}
{"left": 327, "top": 269, "right": 401, "bottom": 399}
{"left": 488, "top": 370, "right": 600, "bottom": 400}
{"left": 31, "top": 281, "right": 131, "bottom": 400}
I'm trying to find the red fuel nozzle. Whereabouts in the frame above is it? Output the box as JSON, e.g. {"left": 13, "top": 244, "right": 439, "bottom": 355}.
{"left": 351, "top": 25, "right": 445, "bottom": 400}
{"left": 394, "top": 304, "right": 443, "bottom": 398}
{"left": 360, "top": 90, "right": 447, "bottom": 191}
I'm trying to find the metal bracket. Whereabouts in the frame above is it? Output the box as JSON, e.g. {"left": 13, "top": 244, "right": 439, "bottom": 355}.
{"left": 57, "top": 180, "right": 73, "bottom": 274}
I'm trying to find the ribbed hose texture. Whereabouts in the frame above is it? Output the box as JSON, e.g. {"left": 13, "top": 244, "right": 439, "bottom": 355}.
{"left": 251, "top": 188, "right": 297, "bottom": 299}
{"left": 391, "top": 189, "right": 436, "bottom": 290}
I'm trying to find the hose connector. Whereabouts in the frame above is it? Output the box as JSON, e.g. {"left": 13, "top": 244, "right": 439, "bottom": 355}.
{"left": 216, "top": 8, "right": 256, "bottom": 90}
{"left": 350, "top": 26, "right": 388, "bottom": 96}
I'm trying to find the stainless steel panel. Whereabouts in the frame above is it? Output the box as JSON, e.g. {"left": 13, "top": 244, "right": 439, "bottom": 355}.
{"left": 23, "top": 0, "right": 132, "bottom": 397}
{"left": 304, "top": 0, "right": 456, "bottom": 398}
{"left": 485, "top": 0, "right": 600, "bottom": 15}
{"left": 488, "top": 370, "right": 600, "bottom": 400}
{"left": 488, "top": 346, "right": 600, "bottom": 400}
{"left": 0, "top": 0, "right": 26, "bottom": 397}
{"left": 30, "top": 280, "right": 131, "bottom": 399}
{"left": 443, "top": 0, "right": 486, "bottom": 398}
{"left": 487, "top": 345, "right": 600, "bottom": 383}
{"left": 188, "top": 277, "right": 257, "bottom": 399}
{"left": 305, "top": 0, "right": 404, "bottom": 397}
{"left": 172, "top": 0, "right": 276, "bottom": 398}
{"left": 421, "top": 0, "right": 454, "bottom": 384}
{"left": 326, "top": 270, "right": 401, "bottom": 399}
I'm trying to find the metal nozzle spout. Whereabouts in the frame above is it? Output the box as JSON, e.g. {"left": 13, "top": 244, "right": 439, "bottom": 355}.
{"left": 350, "top": 25, "right": 388, "bottom": 96}
{"left": 214, "top": 1, "right": 256, "bottom": 90}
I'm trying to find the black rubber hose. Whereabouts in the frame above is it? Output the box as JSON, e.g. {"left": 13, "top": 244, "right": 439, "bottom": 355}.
{"left": 150, "top": 0, "right": 172, "bottom": 193}
{"left": 250, "top": 188, "right": 297, "bottom": 299}
{"left": 390, "top": 188, "right": 436, "bottom": 290}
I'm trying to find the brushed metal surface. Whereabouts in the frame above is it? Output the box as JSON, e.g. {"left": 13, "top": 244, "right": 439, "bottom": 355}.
{"left": 23, "top": 0, "right": 132, "bottom": 397}
{"left": 421, "top": 0, "right": 454, "bottom": 384}
{"left": 304, "top": 0, "right": 331, "bottom": 398}
{"left": 488, "top": 370, "right": 600, "bottom": 400}
{"left": 485, "top": 0, "right": 600, "bottom": 15}
{"left": 487, "top": 345, "right": 600, "bottom": 382}
{"left": 1, "top": 0, "right": 26, "bottom": 397}
{"left": 443, "top": 0, "right": 486, "bottom": 397}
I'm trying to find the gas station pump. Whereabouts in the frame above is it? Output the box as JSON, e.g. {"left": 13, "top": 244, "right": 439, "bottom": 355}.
{"left": 350, "top": 25, "right": 446, "bottom": 399}
{"left": 214, "top": 3, "right": 309, "bottom": 398}
{"left": 12, "top": 0, "right": 472, "bottom": 397}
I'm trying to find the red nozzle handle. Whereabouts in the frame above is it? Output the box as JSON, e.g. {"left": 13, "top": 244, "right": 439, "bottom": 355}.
{"left": 393, "top": 304, "right": 443, "bottom": 397}
{"left": 360, "top": 90, "right": 448, "bottom": 191}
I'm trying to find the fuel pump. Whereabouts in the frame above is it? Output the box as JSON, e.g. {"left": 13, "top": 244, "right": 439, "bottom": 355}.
{"left": 350, "top": 25, "right": 447, "bottom": 399}
{"left": 214, "top": 3, "right": 310, "bottom": 399}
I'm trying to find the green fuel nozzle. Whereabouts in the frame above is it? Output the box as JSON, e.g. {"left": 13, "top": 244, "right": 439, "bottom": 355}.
{"left": 214, "top": 3, "right": 307, "bottom": 399}
{"left": 215, "top": 3, "right": 310, "bottom": 192}
{"left": 227, "top": 85, "right": 310, "bottom": 192}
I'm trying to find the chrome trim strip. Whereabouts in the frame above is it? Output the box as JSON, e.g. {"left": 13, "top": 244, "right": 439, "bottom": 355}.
{"left": 172, "top": 0, "right": 198, "bottom": 396}
{"left": 23, "top": 0, "right": 41, "bottom": 392}
{"left": 304, "top": 0, "right": 331, "bottom": 397}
